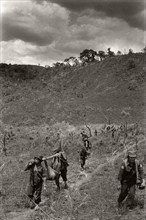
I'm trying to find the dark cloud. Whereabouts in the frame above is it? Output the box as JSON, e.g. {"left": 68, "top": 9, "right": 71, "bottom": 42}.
{"left": 2, "top": 19, "right": 55, "bottom": 46}
{"left": 1, "top": 0, "right": 145, "bottom": 65}
{"left": 46, "top": 0, "right": 145, "bottom": 30}
{"left": 1, "top": 1, "right": 69, "bottom": 45}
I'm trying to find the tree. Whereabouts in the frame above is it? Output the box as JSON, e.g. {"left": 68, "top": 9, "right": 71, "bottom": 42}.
{"left": 117, "top": 50, "right": 122, "bottom": 56}
{"left": 45, "top": 65, "right": 50, "bottom": 69}
{"left": 97, "top": 50, "right": 106, "bottom": 61}
{"left": 127, "top": 58, "right": 136, "bottom": 69}
{"left": 64, "top": 56, "right": 79, "bottom": 66}
{"left": 142, "top": 46, "right": 146, "bottom": 53}
{"left": 53, "top": 62, "right": 64, "bottom": 68}
{"left": 107, "top": 48, "right": 115, "bottom": 57}
{"left": 128, "top": 49, "right": 133, "bottom": 54}
{"left": 79, "top": 49, "right": 98, "bottom": 64}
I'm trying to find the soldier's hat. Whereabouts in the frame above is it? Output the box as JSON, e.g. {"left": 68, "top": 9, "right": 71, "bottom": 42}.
{"left": 127, "top": 150, "right": 137, "bottom": 158}
{"left": 34, "top": 155, "right": 43, "bottom": 161}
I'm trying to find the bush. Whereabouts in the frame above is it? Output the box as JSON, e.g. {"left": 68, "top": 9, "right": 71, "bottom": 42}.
{"left": 0, "top": 63, "right": 8, "bottom": 68}
{"left": 0, "top": 64, "right": 37, "bottom": 81}
{"left": 128, "top": 80, "right": 138, "bottom": 90}
{"left": 127, "top": 59, "right": 136, "bottom": 69}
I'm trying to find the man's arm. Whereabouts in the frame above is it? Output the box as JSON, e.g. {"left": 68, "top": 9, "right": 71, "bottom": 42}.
{"left": 43, "top": 177, "right": 47, "bottom": 189}
{"left": 118, "top": 162, "right": 125, "bottom": 183}
{"left": 42, "top": 153, "right": 60, "bottom": 161}
{"left": 42, "top": 167, "right": 47, "bottom": 189}
{"left": 137, "top": 161, "right": 145, "bottom": 188}
{"left": 138, "top": 162, "right": 144, "bottom": 181}
{"left": 24, "top": 160, "right": 35, "bottom": 171}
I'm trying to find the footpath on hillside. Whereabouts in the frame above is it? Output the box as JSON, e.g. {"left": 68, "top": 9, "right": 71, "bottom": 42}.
{"left": 5, "top": 138, "right": 146, "bottom": 220}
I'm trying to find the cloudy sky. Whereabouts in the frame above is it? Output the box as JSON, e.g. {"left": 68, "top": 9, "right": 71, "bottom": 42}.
{"left": 1, "top": 0, "right": 145, "bottom": 66}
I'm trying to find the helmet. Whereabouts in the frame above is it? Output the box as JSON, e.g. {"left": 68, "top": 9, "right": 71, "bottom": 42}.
{"left": 127, "top": 150, "right": 137, "bottom": 158}
{"left": 34, "top": 155, "right": 43, "bottom": 161}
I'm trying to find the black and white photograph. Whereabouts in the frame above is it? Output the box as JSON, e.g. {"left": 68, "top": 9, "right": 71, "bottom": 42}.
{"left": 0, "top": 0, "right": 146, "bottom": 219}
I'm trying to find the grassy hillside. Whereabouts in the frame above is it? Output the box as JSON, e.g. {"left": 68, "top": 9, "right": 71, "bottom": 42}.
{"left": 0, "top": 53, "right": 146, "bottom": 220}
{"left": 0, "top": 52, "right": 146, "bottom": 126}
{"left": 0, "top": 123, "right": 146, "bottom": 220}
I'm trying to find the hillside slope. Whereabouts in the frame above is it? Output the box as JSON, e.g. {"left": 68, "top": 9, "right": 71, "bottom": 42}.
{"left": 0, "top": 54, "right": 146, "bottom": 220}
{"left": 0, "top": 53, "right": 146, "bottom": 126}
{"left": 0, "top": 123, "right": 146, "bottom": 220}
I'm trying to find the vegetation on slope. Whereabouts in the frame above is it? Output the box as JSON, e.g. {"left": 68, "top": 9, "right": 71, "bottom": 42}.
{"left": 0, "top": 53, "right": 146, "bottom": 126}
{"left": 0, "top": 51, "right": 146, "bottom": 220}
{"left": 0, "top": 123, "right": 145, "bottom": 220}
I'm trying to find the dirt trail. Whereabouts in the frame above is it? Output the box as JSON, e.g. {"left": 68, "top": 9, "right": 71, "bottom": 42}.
{"left": 70, "top": 140, "right": 143, "bottom": 189}
{"left": 5, "top": 139, "right": 143, "bottom": 220}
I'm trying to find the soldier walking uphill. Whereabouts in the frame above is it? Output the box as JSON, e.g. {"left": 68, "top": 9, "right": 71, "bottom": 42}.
{"left": 24, "top": 156, "right": 47, "bottom": 209}
{"left": 80, "top": 131, "right": 91, "bottom": 170}
{"left": 117, "top": 150, "right": 145, "bottom": 210}
{"left": 79, "top": 145, "right": 90, "bottom": 171}
{"left": 51, "top": 144, "right": 69, "bottom": 189}
{"left": 81, "top": 131, "right": 91, "bottom": 152}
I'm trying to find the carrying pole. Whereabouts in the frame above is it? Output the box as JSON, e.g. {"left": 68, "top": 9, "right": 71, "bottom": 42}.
{"left": 42, "top": 152, "right": 62, "bottom": 161}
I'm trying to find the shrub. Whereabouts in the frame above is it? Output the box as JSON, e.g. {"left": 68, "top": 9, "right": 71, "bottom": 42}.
{"left": 128, "top": 80, "right": 138, "bottom": 90}
{"left": 127, "top": 59, "right": 136, "bottom": 69}
{"left": 0, "top": 64, "right": 37, "bottom": 81}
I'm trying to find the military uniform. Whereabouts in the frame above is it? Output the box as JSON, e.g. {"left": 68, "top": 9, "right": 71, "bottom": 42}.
{"left": 52, "top": 145, "right": 69, "bottom": 188}
{"left": 59, "top": 152, "right": 69, "bottom": 182}
{"left": 118, "top": 150, "right": 145, "bottom": 209}
{"left": 81, "top": 132, "right": 91, "bottom": 151}
{"left": 25, "top": 156, "right": 46, "bottom": 208}
{"left": 79, "top": 147, "right": 90, "bottom": 170}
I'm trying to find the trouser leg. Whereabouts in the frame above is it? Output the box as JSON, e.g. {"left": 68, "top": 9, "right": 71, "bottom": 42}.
{"left": 80, "top": 157, "right": 86, "bottom": 169}
{"left": 61, "top": 168, "right": 67, "bottom": 182}
{"left": 34, "top": 182, "right": 43, "bottom": 205}
{"left": 61, "top": 168, "right": 68, "bottom": 188}
{"left": 27, "top": 183, "right": 35, "bottom": 208}
{"left": 118, "top": 183, "right": 129, "bottom": 204}
{"left": 55, "top": 176, "right": 60, "bottom": 190}
{"left": 127, "top": 184, "right": 136, "bottom": 208}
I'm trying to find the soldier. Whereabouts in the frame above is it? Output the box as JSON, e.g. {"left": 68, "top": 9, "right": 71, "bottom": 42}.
{"left": 24, "top": 156, "right": 47, "bottom": 209}
{"left": 117, "top": 150, "right": 145, "bottom": 210}
{"left": 111, "top": 127, "right": 116, "bottom": 139}
{"left": 79, "top": 145, "right": 90, "bottom": 171}
{"left": 81, "top": 131, "right": 91, "bottom": 151}
{"left": 81, "top": 131, "right": 88, "bottom": 141}
{"left": 51, "top": 144, "right": 69, "bottom": 189}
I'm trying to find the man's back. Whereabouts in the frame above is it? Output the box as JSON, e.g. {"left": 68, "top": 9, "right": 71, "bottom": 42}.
{"left": 60, "top": 151, "right": 69, "bottom": 167}
{"left": 80, "top": 147, "right": 88, "bottom": 158}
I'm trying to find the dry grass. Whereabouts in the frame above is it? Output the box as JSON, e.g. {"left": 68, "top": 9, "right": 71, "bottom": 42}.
{"left": 1, "top": 52, "right": 146, "bottom": 219}
{"left": 0, "top": 123, "right": 145, "bottom": 220}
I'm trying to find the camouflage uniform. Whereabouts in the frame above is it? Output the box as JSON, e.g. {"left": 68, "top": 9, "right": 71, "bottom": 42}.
{"left": 118, "top": 151, "right": 144, "bottom": 209}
